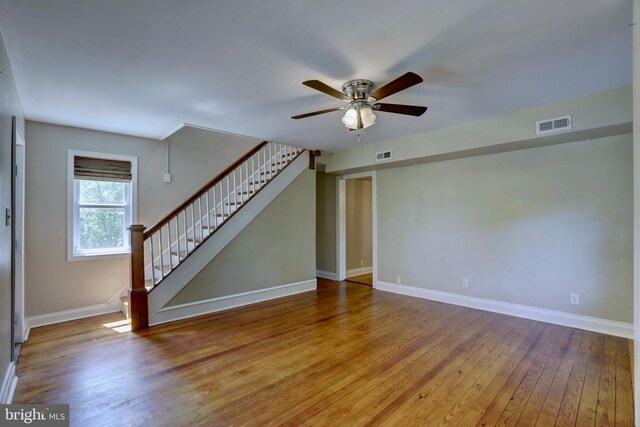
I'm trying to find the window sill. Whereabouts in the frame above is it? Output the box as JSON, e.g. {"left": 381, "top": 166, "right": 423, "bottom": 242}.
{"left": 67, "top": 251, "right": 131, "bottom": 262}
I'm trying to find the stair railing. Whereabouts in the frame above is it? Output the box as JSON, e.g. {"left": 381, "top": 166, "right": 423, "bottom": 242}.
{"left": 128, "top": 141, "right": 305, "bottom": 330}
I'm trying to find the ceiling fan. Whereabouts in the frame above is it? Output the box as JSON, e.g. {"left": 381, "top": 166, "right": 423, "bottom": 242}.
{"left": 291, "top": 72, "right": 428, "bottom": 131}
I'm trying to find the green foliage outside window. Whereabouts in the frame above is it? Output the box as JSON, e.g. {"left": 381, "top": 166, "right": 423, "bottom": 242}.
{"left": 77, "top": 180, "right": 128, "bottom": 251}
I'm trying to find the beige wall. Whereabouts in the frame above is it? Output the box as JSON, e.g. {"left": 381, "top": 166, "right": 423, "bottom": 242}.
{"left": 315, "top": 171, "right": 336, "bottom": 274}
{"left": 24, "top": 122, "right": 257, "bottom": 316}
{"left": 377, "top": 135, "right": 632, "bottom": 322}
{"left": 346, "top": 178, "right": 372, "bottom": 272}
{"left": 169, "top": 169, "right": 316, "bottom": 305}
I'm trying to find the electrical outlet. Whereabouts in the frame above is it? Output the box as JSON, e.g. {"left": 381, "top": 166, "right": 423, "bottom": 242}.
{"left": 462, "top": 278, "right": 469, "bottom": 288}
{"left": 164, "top": 173, "right": 172, "bottom": 183}
{"left": 360, "top": 259, "right": 364, "bottom": 267}
{"left": 570, "top": 293, "right": 580, "bottom": 305}
{"left": 395, "top": 276, "right": 402, "bottom": 285}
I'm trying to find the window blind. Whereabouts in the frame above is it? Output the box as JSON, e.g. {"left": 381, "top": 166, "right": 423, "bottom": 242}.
{"left": 74, "top": 156, "right": 132, "bottom": 182}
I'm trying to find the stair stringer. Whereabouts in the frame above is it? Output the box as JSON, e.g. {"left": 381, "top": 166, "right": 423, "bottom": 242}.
{"left": 147, "top": 151, "right": 308, "bottom": 325}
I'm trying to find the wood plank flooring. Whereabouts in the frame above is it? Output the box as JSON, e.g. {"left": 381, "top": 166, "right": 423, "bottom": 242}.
{"left": 14, "top": 279, "right": 634, "bottom": 426}
{"left": 347, "top": 273, "right": 373, "bottom": 286}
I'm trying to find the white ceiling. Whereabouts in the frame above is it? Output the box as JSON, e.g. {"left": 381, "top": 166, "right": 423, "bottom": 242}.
{"left": 0, "top": 0, "right": 632, "bottom": 152}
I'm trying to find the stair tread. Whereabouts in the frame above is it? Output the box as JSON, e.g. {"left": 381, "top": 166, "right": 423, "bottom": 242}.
{"left": 154, "top": 264, "right": 173, "bottom": 273}
{"left": 122, "top": 280, "right": 154, "bottom": 299}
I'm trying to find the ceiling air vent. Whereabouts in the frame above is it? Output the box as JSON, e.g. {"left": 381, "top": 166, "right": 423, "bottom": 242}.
{"left": 536, "top": 115, "right": 572, "bottom": 135}
{"left": 376, "top": 150, "right": 392, "bottom": 161}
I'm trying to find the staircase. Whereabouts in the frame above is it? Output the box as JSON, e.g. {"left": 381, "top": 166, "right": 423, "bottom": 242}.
{"left": 127, "top": 141, "right": 306, "bottom": 330}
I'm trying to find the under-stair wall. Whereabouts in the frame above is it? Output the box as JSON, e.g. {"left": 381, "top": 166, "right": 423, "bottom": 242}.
{"left": 156, "top": 168, "right": 316, "bottom": 323}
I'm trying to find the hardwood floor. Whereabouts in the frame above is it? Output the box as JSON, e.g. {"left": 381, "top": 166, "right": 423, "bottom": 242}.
{"left": 14, "top": 279, "right": 634, "bottom": 426}
{"left": 347, "top": 272, "right": 373, "bottom": 286}
{"left": 347, "top": 273, "right": 373, "bottom": 286}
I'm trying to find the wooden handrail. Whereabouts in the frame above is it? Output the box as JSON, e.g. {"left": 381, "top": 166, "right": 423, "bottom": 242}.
{"left": 144, "top": 141, "right": 268, "bottom": 238}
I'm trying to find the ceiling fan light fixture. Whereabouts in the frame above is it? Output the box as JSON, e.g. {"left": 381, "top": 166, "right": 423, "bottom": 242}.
{"left": 360, "top": 106, "right": 376, "bottom": 128}
{"left": 341, "top": 107, "right": 358, "bottom": 128}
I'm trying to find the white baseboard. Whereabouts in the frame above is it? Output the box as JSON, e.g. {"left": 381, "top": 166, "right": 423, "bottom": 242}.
{"left": 25, "top": 284, "right": 129, "bottom": 334}
{"left": 346, "top": 266, "right": 372, "bottom": 278}
{"left": 1, "top": 362, "right": 17, "bottom": 404}
{"left": 150, "top": 279, "right": 317, "bottom": 326}
{"left": 316, "top": 270, "right": 338, "bottom": 281}
{"left": 376, "top": 281, "right": 633, "bottom": 339}
{"left": 26, "top": 304, "right": 122, "bottom": 331}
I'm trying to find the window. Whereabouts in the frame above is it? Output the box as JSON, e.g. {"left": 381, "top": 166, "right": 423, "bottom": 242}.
{"left": 68, "top": 151, "right": 137, "bottom": 260}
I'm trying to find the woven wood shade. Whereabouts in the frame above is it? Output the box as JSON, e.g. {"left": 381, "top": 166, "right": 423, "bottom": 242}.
{"left": 74, "top": 156, "right": 132, "bottom": 182}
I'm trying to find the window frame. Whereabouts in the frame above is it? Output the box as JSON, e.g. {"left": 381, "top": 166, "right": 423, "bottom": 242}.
{"left": 67, "top": 150, "right": 138, "bottom": 261}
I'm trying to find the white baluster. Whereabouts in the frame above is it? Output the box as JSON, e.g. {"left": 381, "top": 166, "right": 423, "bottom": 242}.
{"left": 268, "top": 143, "right": 272, "bottom": 180}
{"left": 251, "top": 155, "right": 255, "bottom": 195}
{"left": 190, "top": 203, "right": 196, "bottom": 245}
{"left": 213, "top": 183, "right": 218, "bottom": 228}
{"left": 205, "top": 190, "right": 211, "bottom": 234}
{"left": 219, "top": 180, "right": 223, "bottom": 223}
{"left": 167, "top": 218, "right": 172, "bottom": 266}
{"left": 226, "top": 175, "right": 231, "bottom": 219}
{"left": 149, "top": 235, "right": 156, "bottom": 284}
{"left": 158, "top": 229, "right": 164, "bottom": 276}
{"left": 183, "top": 209, "right": 188, "bottom": 254}
{"left": 233, "top": 167, "right": 237, "bottom": 209}
{"left": 175, "top": 214, "right": 181, "bottom": 261}
{"left": 198, "top": 196, "right": 203, "bottom": 239}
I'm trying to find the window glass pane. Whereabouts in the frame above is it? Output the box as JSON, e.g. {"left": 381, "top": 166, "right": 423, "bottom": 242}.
{"left": 78, "top": 180, "right": 125, "bottom": 205}
{"left": 79, "top": 207, "right": 126, "bottom": 250}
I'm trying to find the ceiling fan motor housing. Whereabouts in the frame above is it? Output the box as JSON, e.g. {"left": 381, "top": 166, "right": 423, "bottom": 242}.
{"left": 342, "top": 79, "right": 376, "bottom": 101}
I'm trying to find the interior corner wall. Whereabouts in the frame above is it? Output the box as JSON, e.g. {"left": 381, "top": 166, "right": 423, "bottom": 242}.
{"left": 316, "top": 171, "right": 336, "bottom": 274}
{"left": 167, "top": 169, "right": 316, "bottom": 305}
{"left": 24, "top": 121, "right": 256, "bottom": 316}
{"left": 346, "top": 178, "right": 372, "bottom": 273}
{"left": 0, "top": 27, "right": 24, "bottom": 386}
{"left": 377, "top": 134, "right": 633, "bottom": 323}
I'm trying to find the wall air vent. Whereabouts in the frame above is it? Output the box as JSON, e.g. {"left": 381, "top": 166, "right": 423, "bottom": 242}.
{"left": 376, "top": 150, "right": 392, "bottom": 161}
{"left": 536, "top": 115, "right": 572, "bottom": 135}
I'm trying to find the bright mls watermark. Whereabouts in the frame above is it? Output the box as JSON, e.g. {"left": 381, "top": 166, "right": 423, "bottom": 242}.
{"left": 0, "top": 405, "right": 68, "bottom": 426}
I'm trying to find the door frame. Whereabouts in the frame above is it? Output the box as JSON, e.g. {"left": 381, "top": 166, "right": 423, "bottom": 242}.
{"left": 335, "top": 171, "right": 377, "bottom": 287}
{"left": 13, "top": 123, "right": 25, "bottom": 347}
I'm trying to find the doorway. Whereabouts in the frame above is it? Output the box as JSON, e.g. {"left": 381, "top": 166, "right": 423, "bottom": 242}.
{"left": 336, "top": 172, "right": 377, "bottom": 287}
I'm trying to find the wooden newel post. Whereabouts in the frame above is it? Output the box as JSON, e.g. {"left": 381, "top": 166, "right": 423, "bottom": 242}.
{"left": 309, "top": 150, "right": 321, "bottom": 170}
{"left": 129, "top": 224, "right": 148, "bottom": 331}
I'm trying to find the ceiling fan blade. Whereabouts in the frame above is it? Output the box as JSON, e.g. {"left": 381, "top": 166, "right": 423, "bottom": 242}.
{"left": 291, "top": 107, "right": 342, "bottom": 120}
{"left": 369, "top": 72, "right": 423, "bottom": 101}
{"left": 302, "top": 80, "right": 349, "bottom": 101}
{"left": 373, "top": 103, "right": 428, "bottom": 116}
